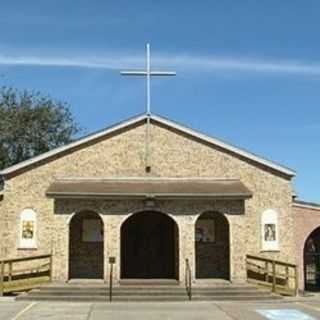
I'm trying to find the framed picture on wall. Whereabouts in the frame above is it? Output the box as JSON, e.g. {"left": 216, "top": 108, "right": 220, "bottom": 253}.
{"left": 22, "top": 220, "right": 34, "bottom": 239}
{"left": 82, "top": 219, "right": 103, "bottom": 242}
{"left": 195, "top": 218, "right": 215, "bottom": 242}
{"left": 264, "top": 223, "right": 276, "bottom": 242}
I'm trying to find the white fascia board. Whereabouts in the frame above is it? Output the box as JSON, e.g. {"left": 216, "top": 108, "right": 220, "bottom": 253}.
{"left": 293, "top": 202, "right": 320, "bottom": 211}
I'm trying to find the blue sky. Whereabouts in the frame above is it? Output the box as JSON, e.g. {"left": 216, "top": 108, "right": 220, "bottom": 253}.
{"left": 0, "top": 1, "right": 319, "bottom": 202}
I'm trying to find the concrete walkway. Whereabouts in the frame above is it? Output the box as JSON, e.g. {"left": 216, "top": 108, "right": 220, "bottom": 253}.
{"left": 0, "top": 300, "right": 320, "bottom": 320}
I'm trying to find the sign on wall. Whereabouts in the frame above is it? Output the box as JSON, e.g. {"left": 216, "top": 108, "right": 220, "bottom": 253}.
{"left": 82, "top": 219, "right": 103, "bottom": 242}
{"left": 196, "top": 218, "right": 215, "bottom": 242}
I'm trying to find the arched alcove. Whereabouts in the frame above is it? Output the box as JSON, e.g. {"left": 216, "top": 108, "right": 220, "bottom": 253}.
{"left": 69, "top": 210, "right": 104, "bottom": 279}
{"left": 195, "top": 211, "right": 230, "bottom": 279}
{"left": 19, "top": 208, "right": 37, "bottom": 249}
{"left": 121, "top": 211, "right": 179, "bottom": 279}
{"left": 304, "top": 227, "right": 320, "bottom": 291}
{"left": 261, "top": 209, "right": 279, "bottom": 251}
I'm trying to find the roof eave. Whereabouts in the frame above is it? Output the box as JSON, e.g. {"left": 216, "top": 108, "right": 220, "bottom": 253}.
{"left": 151, "top": 114, "right": 296, "bottom": 178}
{"left": 0, "top": 113, "right": 296, "bottom": 178}
{"left": 293, "top": 200, "right": 320, "bottom": 211}
{"left": 46, "top": 192, "right": 252, "bottom": 200}
{"left": 0, "top": 114, "right": 146, "bottom": 176}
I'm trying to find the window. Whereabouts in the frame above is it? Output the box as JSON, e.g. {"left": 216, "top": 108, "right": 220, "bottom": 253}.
{"left": 82, "top": 218, "right": 103, "bottom": 242}
{"left": 261, "top": 209, "right": 279, "bottom": 251}
{"left": 19, "top": 209, "right": 37, "bottom": 249}
{"left": 195, "top": 215, "right": 216, "bottom": 243}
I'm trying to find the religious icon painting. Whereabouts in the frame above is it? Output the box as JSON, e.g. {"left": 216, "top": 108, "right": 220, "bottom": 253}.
{"left": 22, "top": 220, "right": 34, "bottom": 239}
{"left": 82, "top": 219, "right": 103, "bottom": 242}
{"left": 264, "top": 224, "right": 276, "bottom": 242}
{"left": 196, "top": 218, "right": 215, "bottom": 242}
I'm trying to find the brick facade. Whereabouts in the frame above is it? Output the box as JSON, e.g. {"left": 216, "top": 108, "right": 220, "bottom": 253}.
{"left": 293, "top": 202, "right": 320, "bottom": 291}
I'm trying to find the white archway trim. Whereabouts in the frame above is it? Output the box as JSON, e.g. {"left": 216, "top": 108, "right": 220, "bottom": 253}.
{"left": 261, "top": 209, "right": 279, "bottom": 251}
{"left": 66, "top": 212, "right": 76, "bottom": 225}
{"left": 19, "top": 208, "right": 37, "bottom": 249}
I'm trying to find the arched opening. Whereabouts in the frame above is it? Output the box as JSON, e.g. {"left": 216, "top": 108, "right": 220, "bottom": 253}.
{"left": 69, "top": 211, "right": 104, "bottom": 279}
{"left": 304, "top": 227, "right": 320, "bottom": 291}
{"left": 121, "top": 211, "right": 179, "bottom": 279}
{"left": 195, "top": 211, "right": 230, "bottom": 279}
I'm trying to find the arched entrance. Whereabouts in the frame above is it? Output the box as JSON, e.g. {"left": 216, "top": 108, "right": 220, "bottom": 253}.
{"left": 304, "top": 227, "right": 320, "bottom": 291}
{"left": 69, "top": 211, "right": 104, "bottom": 279}
{"left": 121, "top": 211, "right": 179, "bottom": 279}
{"left": 195, "top": 211, "right": 230, "bottom": 279}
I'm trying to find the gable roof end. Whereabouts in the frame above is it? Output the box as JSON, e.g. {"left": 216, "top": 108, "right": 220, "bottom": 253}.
{"left": 0, "top": 113, "right": 296, "bottom": 178}
{"left": 151, "top": 114, "right": 295, "bottom": 177}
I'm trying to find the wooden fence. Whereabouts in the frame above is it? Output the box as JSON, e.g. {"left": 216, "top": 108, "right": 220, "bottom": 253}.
{"left": 0, "top": 254, "right": 52, "bottom": 296}
{"left": 246, "top": 254, "right": 298, "bottom": 296}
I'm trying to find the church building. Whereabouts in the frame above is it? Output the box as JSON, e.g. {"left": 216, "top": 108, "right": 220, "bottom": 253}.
{"left": 1, "top": 112, "right": 305, "bottom": 288}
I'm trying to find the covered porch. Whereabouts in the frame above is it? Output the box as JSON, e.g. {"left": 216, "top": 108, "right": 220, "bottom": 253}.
{"left": 46, "top": 178, "right": 251, "bottom": 285}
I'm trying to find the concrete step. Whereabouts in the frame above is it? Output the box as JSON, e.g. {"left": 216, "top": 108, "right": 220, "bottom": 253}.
{"left": 17, "top": 293, "right": 281, "bottom": 303}
{"left": 119, "top": 279, "right": 179, "bottom": 286}
{"left": 16, "top": 284, "right": 281, "bottom": 302}
{"left": 17, "top": 295, "right": 109, "bottom": 302}
{"left": 34, "top": 284, "right": 265, "bottom": 291}
{"left": 33, "top": 286, "right": 263, "bottom": 292}
{"left": 25, "top": 289, "right": 270, "bottom": 297}
{"left": 112, "top": 295, "right": 282, "bottom": 302}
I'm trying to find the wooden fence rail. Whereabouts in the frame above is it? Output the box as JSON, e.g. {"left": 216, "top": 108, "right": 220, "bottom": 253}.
{"left": 246, "top": 254, "right": 298, "bottom": 296}
{"left": 0, "top": 254, "right": 52, "bottom": 296}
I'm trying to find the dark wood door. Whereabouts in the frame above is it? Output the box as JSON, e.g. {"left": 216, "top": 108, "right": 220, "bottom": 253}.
{"left": 121, "top": 212, "right": 176, "bottom": 279}
{"left": 195, "top": 212, "right": 229, "bottom": 279}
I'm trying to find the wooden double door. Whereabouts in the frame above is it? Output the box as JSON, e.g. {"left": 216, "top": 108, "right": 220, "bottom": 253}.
{"left": 121, "top": 211, "right": 179, "bottom": 279}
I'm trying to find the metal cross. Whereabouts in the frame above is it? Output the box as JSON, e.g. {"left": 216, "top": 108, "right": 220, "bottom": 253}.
{"left": 120, "top": 43, "right": 176, "bottom": 173}
{"left": 120, "top": 43, "right": 176, "bottom": 116}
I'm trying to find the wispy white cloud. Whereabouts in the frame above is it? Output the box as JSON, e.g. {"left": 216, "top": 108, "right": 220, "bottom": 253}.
{"left": 1, "top": 52, "right": 320, "bottom": 76}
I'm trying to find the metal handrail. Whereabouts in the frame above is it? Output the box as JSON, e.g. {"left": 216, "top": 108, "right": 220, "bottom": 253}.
{"left": 185, "top": 258, "right": 192, "bottom": 301}
{"left": 108, "top": 257, "right": 115, "bottom": 302}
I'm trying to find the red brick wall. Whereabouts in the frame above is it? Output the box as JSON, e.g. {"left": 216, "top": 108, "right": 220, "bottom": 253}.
{"left": 293, "top": 203, "right": 320, "bottom": 291}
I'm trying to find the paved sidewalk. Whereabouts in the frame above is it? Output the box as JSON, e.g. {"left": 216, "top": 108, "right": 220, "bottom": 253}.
{"left": 0, "top": 300, "right": 320, "bottom": 320}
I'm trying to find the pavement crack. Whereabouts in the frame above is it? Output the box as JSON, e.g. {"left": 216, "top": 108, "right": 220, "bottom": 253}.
{"left": 11, "top": 302, "right": 37, "bottom": 320}
{"left": 86, "top": 303, "right": 95, "bottom": 320}
{"left": 214, "top": 303, "right": 239, "bottom": 320}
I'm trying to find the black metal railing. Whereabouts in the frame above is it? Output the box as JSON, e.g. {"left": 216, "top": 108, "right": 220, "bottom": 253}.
{"left": 185, "top": 258, "right": 192, "bottom": 301}
{"left": 108, "top": 257, "right": 115, "bottom": 302}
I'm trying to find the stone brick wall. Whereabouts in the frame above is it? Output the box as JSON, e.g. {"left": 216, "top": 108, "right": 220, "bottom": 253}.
{"left": 0, "top": 120, "right": 294, "bottom": 284}
{"left": 293, "top": 203, "right": 320, "bottom": 290}
{"left": 0, "top": 196, "right": 4, "bottom": 258}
